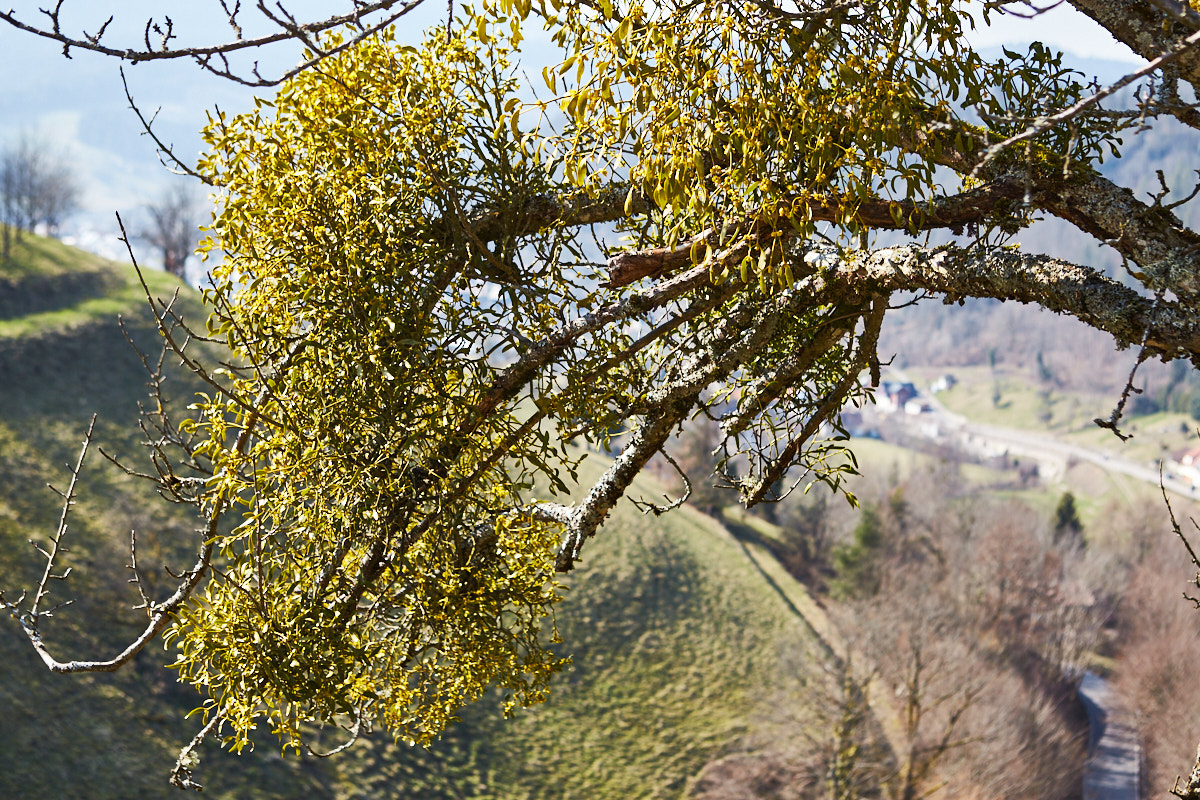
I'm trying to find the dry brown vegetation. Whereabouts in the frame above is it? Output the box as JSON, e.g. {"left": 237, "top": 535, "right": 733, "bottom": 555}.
{"left": 675, "top": 454, "right": 1114, "bottom": 800}
{"left": 662, "top": 375, "right": 1200, "bottom": 799}
{"left": 1113, "top": 502, "right": 1200, "bottom": 798}
{"left": 820, "top": 466, "right": 1097, "bottom": 800}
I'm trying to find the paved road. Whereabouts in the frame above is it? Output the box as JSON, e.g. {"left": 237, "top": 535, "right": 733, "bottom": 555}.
{"left": 887, "top": 368, "right": 1200, "bottom": 503}
{"left": 1079, "top": 671, "right": 1141, "bottom": 800}
{"left": 961, "top": 420, "right": 1200, "bottom": 502}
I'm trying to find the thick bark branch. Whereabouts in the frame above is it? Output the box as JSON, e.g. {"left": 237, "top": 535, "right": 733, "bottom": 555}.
{"left": 555, "top": 392, "right": 699, "bottom": 572}
{"left": 462, "top": 260, "right": 714, "bottom": 436}
{"left": 820, "top": 244, "right": 1200, "bottom": 359}
{"left": 859, "top": 100, "right": 1200, "bottom": 299}
{"left": 606, "top": 178, "right": 1027, "bottom": 288}
{"left": 1043, "top": 178, "right": 1200, "bottom": 298}
{"left": 467, "top": 183, "right": 651, "bottom": 242}
{"left": 907, "top": 115, "right": 1200, "bottom": 298}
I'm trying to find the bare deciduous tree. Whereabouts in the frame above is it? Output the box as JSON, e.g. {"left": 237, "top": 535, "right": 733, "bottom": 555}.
{"left": 823, "top": 470, "right": 1101, "bottom": 800}
{"left": 0, "top": 134, "right": 79, "bottom": 259}
{"left": 141, "top": 183, "right": 200, "bottom": 280}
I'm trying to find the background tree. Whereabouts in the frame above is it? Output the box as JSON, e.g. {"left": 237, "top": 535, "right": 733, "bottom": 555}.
{"left": 1054, "top": 491, "right": 1084, "bottom": 543}
{"left": 0, "top": 134, "right": 79, "bottom": 259}
{"left": 2, "top": 0, "right": 1200, "bottom": 787}
{"left": 1114, "top": 504, "right": 1200, "bottom": 798}
{"left": 829, "top": 468, "right": 1100, "bottom": 800}
{"left": 829, "top": 506, "right": 883, "bottom": 600}
{"left": 141, "top": 183, "right": 200, "bottom": 280}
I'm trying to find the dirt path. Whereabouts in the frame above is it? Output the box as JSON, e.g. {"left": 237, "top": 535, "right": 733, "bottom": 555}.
{"left": 724, "top": 526, "right": 910, "bottom": 775}
{"left": 1079, "top": 670, "right": 1141, "bottom": 800}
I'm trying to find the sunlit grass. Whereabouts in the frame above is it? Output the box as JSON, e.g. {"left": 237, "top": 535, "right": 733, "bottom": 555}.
{"left": 0, "top": 235, "right": 838, "bottom": 800}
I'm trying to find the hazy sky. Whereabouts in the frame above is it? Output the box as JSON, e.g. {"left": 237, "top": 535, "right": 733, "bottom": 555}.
{"left": 965, "top": 1, "right": 1143, "bottom": 61}
{"left": 0, "top": 1, "right": 1145, "bottom": 266}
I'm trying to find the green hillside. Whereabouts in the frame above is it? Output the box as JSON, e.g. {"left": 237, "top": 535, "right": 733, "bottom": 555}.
{"left": 0, "top": 236, "right": 840, "bottom": 799}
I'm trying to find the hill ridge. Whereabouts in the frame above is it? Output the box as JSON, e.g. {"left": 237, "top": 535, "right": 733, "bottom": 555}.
{"left": 0, "top": 234, "right": 841, "bottom": 800}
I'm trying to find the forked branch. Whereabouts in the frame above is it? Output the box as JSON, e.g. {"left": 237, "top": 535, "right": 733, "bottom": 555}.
{"left": 31, "top": 414, "right": 95, "bottom": 619}
{"left": 0, "top": 0, "right": 430, "bottom": 85}
{"left": 0, "top": 417, "right": 96, "bottom": 635}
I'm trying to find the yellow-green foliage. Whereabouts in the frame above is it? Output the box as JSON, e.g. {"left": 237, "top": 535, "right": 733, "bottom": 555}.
{"left": 174, "top": 0, "right": 1124, "bottom": 758}
{"left": 188, "top": 26, "right": 588, "bottom": 751}
{"left": 545, "top": 0, "right": 1112, "bottom": 281}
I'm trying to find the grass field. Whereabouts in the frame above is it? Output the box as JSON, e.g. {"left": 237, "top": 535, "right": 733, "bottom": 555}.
{"left": 902, "top": 364, "right": 1111, "bottom": 433}
{"left": 902, "top": 364, "right": 1200, "bottom": 464}
{"left": 0, "top": 235, "right": 842, "bottom": 799}
{"left": 899, "top": 363, "right": 1199, "bottom": 488}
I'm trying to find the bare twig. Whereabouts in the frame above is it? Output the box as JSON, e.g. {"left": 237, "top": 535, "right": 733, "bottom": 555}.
{"left": 29, "top": 415, "right": 96, "bottom": 619}
{"left": 973, "top": 27, "right": 1200, "bottom": 176}
{"left": 120, "top": 68, "right": 213, "bottom": 184}
{"left": 127, "top": 529, "right": 154, "bottom": 613}
{"left": 0, "top": 0, "right": 430, "bottom": 85}
{"left": 1094, "top": 290, "right": 1165, "bottom": 440}
{"left": 169, "top": 707, "right": 225, "bottom": 790}
{"left": 306, "top": 712, "right": 365, "bottom": 758}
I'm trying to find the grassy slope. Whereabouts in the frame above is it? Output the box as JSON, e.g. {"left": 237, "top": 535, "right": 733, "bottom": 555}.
{"left": 329, "top": 454, "right": 829, "bottom": 800}
{"left": 0, "top": 236, "right": 325, "bottom": 799}
{"left": 0, "top": 236, "right": 830, "bottom": 799}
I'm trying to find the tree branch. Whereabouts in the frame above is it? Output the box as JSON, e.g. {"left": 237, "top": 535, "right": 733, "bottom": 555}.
{"left": 822, "top": 243, "right": 1200, "bottom": 358}
{"left": 555, "top": 391, "right": 699, "bottom": 571}
{"left": 972, "top": 25, "right": 1200, "bottom": 170}
{"left": 1070, "top": 0, "right": 1200, "bottom": 90}
{"left": 0, "top": 0, "right": 428, "bottom": 84}
{"left": 605, "top": 177, "right": 1027, "bottom": 288}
